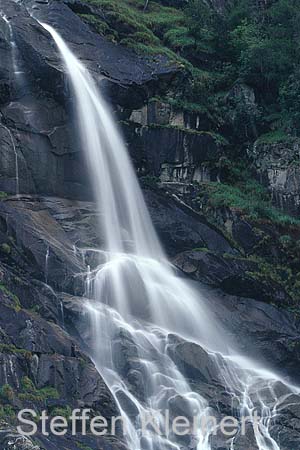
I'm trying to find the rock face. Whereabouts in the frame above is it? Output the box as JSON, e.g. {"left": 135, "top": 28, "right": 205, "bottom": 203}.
{"left": 173, "top": 249, "right": 292, "bottom": 305}
{"left": 0, "top": 0, "right": 224, "bottom": 201}
{"left": 0, "top": 0, "right": 182, "bottom": 198}
{"left": 145, "top": 189, "right": 234, "bottom": 255}
{"left": 0, "top": 192, "right": 298, "bottom": 448}
{"left": 251, "top": 138, "right": 300, "bottom": 216}
{"left": 128, "top": 99, "right": 222, "bottom": 182}
{"left": 0, "top": 1, "right": 299, "bottom": 449}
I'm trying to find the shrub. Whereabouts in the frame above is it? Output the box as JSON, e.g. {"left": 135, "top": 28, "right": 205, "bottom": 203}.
{"left": 0, "top": 404, "right": 15, "bottom": 421}
{"left": 21, "top": 376, "right": 35, "bottom": 393}
{"left": 0, "top": 384, "right": 14, "bottom": 402}
{"left": 0, "top": 192, "right": 8, "bottom": 200}
{"left": 50, "top": 406, "right": 72, "bottom": 419}
{"left": 0, "top": 284, "right": 21, "bottom": 311}
{"left": 1, "top": 243, "right": 11, "bottom": 255}
{"left": 18, "top": 379, "right": 59, "bottom": 403}
{"left": 198, "top": 180, "right": 300, "bottom": 227}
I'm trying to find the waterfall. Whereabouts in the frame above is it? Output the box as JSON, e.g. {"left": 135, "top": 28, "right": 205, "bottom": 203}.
{"left": 2, "top": 14, "right": 25, "bottom": 95}
{"left": 43, "top": 23, "right": 299, "bottom": 450}
{"left": 45, "top": 246, "right": 50, "bottom": 285}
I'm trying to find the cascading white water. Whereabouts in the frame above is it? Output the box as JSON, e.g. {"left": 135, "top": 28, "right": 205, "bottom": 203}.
{"left": 43, "top": 23, "right": 300, "bottom": 450}
{"left": 1, "top": 14, "right": 25, "bottom": 97}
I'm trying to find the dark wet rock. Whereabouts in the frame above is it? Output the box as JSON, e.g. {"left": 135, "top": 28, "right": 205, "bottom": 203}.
{"left": 145, "top": 189, "right": 235, "bottom": 256}
{"left": 127, "top": 100, "right": 222, "bottom": 182}
{"left": 0, "top": 421, "right": 128, "bottom": 450}
{"left": 0, "top": 193, "right": 235, "bottom": 279}
{"left": 35, "top": 352, "right": 119, "bottom": 419}
{"left": 141, "top": 126, "right": 221, "bottom": 181}
{"left": 167, "top": 335, "right": 221, "bottom": 385}
{"left": 0, "top": 197, "right": 85, "bottom": 292}
{"left": 115, "top": 390, "right": 140, "bottom": 419}
{"left": 0, "top": 0, "right": 182, "bottom": 198}
{"left": 201, "top": 287, "right": 300, "bottom": 382}
{"left": 174, "top": 249, "right": 292, "bottom": 305}
{"left": 0, "top": 301, "right": 76, "bottom": 357}
{"left": 22, "top": 0, "right": 181, "bottom": 93}
{"left": 0, "top": 301, "right": 120, "bottom": 423}
{"left": 36, "top": 433, "right": 128, "bottom": 450}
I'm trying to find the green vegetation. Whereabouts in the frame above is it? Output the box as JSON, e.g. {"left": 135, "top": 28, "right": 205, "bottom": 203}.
{"left": 0, "top": 384, "right": 14, "bottom": 402}
{"left": 18, "top": 377, "right": 59, "bottom": 403}
{"left": 79, "top": 0, "right": 187, "bottom": 61}
{"left": 140, "top": 175, "right": 160, "bottom": 189}
{"left": 197, "top": 180, "right": 300, "bottom": 226}
{"left": 256, "top": 130, "right": 293, "bottom": 145}
{"left": 0, "top": 191, "right": 8, "bottom": 200}
{"left": 0, "top": 384, "right": 16, "bottom": 422}
{"left": 0, "top": 284, "right": 21, "bottom": 311}
{"left": 0, "top": 343, "right": 31, "bottom": 357}
{"left": 49, "top": 406, "right": 72, "bottom": 419}
{"left": 79, "top": 0, "right": 300, "bottom": 137}
{"left": 77, "top": 443, "right": 94, "bottom": 450}
{"left": 246, "top": 260, "right": 299, "bottom": 303}
{"left": 0, "top": 404, "right": 15, "bottom": 421}
{"left": 1, "top": 243, "right": 11, "bottom": 255}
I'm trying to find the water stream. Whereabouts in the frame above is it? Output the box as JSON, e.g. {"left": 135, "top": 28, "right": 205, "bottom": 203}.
{"left": 36, "top": 23, "right": 300, "bottom": 450}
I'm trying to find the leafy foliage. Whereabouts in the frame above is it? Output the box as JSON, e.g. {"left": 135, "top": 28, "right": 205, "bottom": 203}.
{"left": 197, "top": 180, "right": 300, "bottom": 226}
{"left": 18, "top": 378, "right": 59, "bottom": 402}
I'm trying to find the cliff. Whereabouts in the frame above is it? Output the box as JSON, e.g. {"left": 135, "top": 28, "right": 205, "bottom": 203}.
{"left": 0, "top": 1, "right": 300, "bottom": 449}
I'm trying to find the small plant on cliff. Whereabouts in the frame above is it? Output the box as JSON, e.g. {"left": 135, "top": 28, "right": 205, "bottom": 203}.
{"left": 0, "top": 284, "right": 21, "bottom": 311}
{"left": 198, "top": 180, "right": 300, "bottom": 227}
{"left": 77, "top": 443, "right": 93, "bottom": 450}
{"left": 0, "top": 404, "right": 16, "bottom": 421}
{"left": 0, "top": 192, "right": 8, "bottom": 200}
{"left": 1, "top": 243, "right": 11, "bottom": 255}
{"left": 21, "top": 376, "right": 35, "bottom": 393}
{"left": 50, "top": 406, "right": 72, "bottom": 419}
{"left": 0, "top": 384, "right": 14, "bottom": 402}
{"left": 18, "top": 378, "right": 59, "bottom": 403}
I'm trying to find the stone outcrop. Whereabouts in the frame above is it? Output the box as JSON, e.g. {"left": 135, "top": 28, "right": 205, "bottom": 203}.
{"left": 128, "top": 99, "right": 222, "bottom": 183}
{"left": 251, "top": 137, "right": 300, "bottom": 216}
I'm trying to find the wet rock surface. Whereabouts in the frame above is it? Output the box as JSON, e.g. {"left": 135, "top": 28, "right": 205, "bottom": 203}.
{"left": 173, "top": 249, "right": 292, "bottom": 305}
{"left": 0, "top": 0, "right": 182, "bottom": 199}
{"left": 0, "top": 193, "right": 298, "bottom": 448}
{"left": 145, "top": 189, "right": 234, "bottom": 256}
{"left": 0, "top": 1, "right": 299, "bottom": 449}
